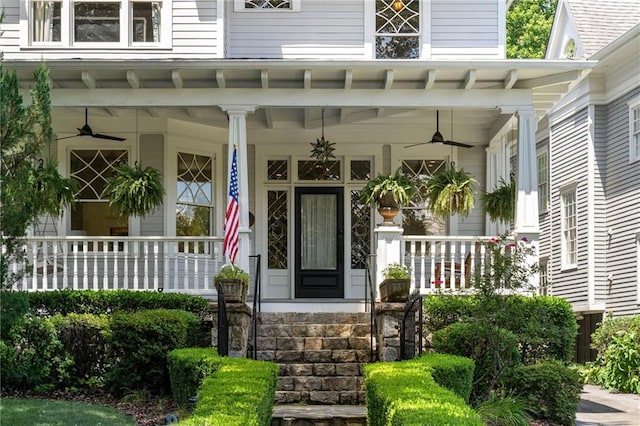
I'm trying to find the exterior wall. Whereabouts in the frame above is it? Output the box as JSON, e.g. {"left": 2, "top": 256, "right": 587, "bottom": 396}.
{"left": 537, "top": 137, "right": 551, "bottom": 262}
{"left": 548, "top": 108, "right": 590, "bottom": 305}
{"left": 139, "top": 134, "right": 165, "bottom": 236}
{"left": 430, "top": 0, "right": 503, "bottom": 59}
{"left": 605, "top": 87, "right": 640, "bottom": 317}
{"left": 592, "top": 105, "right": 607, "bottom": 307}
{"left": 0, "top": 0, "right": 223, "bottom": 60}
{"left": 457, "top": 147, "right": 487, "bottom": 236}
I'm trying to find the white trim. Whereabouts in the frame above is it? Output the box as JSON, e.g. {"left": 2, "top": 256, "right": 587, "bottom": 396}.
{"left": 233, "top": 0, "right": 300, "bottom": 12}
{"left": 497, "top": 0, "right": 506, "bottom": 59}
{"left": 216, "top": 0, "right": 225, "bottom": 58}
{"left": 420, "top": 0, "right": 431, "bottom": 59}
{"left": 586, "top": 105, "right": 595, "bottom": 306}
{"left": 628, "top": 96, "right": 640, "bottom": 163}
{"left": 363, "top": 0, "right": 375, "bottom": 60}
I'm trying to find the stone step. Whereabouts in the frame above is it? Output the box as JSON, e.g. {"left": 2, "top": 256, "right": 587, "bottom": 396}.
{"left": 275, "top": 390, "right": 366, "bottom": 405}
{"left": 258, "top": 312, "right": 372, "bottom": 325}
{"left": 272, "top": 404, "right": 367, "bottom": 426}
{"left": 279, "top": 363, "right": 364, "bottom": 377}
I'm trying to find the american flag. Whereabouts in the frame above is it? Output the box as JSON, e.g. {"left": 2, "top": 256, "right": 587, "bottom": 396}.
{"left": 223, "top": 146, "right": 239, "bottom": 264}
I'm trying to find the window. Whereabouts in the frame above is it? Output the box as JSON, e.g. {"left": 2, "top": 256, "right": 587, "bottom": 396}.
{"left": 176, "top": 152, "right": 213, "bottom": 239}
{"left": 375, "top": 0, "right": 420, "bottom": 59}
{"left": 561, "top": 186, "right": 577, "bottom": 269}
{"left": 402, "top": 159, "right": 446, "bottom": 235}
{"left": 637, "top": 234, "right": 640, "bottom": 304}
{"left": 69, "top": 149, "right": 128, "bottom": 236}
{"left": 630, "top": 98, "right": 640, "bottom": 163}
{"left": 563, "top": 39, "right": 576, "bottom": 59}
{"left": 267, "top": 190, "right": 288, "bottom": 269}
{"left": 537, "top": 150, "right": 549, "bottom": 213}
{"left": 30, "top": 0, "right": 165, "bottom": 45}
{"left": 234, "top": 0, "right": 300, "bottom": 11}
{"left": 539, "top": 258, "right": 549, "bottom": 295}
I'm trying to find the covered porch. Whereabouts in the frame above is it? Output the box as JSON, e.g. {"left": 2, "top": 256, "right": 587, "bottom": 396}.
{"left": 8, "top": 59, "right": 594, "bottom": 306}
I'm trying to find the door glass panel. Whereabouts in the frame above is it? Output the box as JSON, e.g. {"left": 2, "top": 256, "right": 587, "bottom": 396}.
{"left": 301, "top": 193, "right": 337, "bottom": 270}
{"left": 268, "top": 190, "right": 288, "bottom": 269}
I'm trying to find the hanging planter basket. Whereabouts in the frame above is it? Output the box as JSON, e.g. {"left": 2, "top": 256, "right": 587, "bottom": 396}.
{"left": 481, "top": 177, "right": 516, "bottom": 223}
{"left": 102, "top": 162, "right": 165, "bottom": 218}
{"left": 424, "top": 162, "right": 477, "bottom": 220}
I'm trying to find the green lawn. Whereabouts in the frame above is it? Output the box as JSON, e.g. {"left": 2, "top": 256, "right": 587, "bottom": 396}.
{"left": 0, "top": 398, "right": 135, "bottom": 426}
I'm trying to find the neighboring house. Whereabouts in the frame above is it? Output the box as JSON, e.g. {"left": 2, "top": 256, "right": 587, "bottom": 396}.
{"left": 0, "top": 0, "right": 592, "bottom": 312}
{"left": 541, "top": 0, "right": 640, "bottom": 361}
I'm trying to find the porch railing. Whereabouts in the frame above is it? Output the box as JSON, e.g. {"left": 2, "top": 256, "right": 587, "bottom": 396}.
{"left": 9, "top": 236, "right": 227, "bottom": 294}
{"left": 402, "top": 235, "right": 494, "bottom": 295}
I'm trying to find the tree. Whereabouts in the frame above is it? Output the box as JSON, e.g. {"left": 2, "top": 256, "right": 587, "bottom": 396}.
{"left": 1, "top": 64, "right": 76, "bottom": 287}
{"left": 507, "top": 0, "right": 558, "bottom": 59}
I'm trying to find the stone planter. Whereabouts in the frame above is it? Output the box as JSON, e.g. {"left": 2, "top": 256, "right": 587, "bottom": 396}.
{"left": 215, "top": 279, "right": 247, "bottom": 303}
{"left": 379, "top": 278, "right": 410, "bottom": 302}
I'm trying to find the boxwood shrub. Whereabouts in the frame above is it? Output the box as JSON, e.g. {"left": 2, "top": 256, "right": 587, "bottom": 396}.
{"left": 167, "top": 347, "right": 220, "bottom": 407}
{"left": 106, "top": 309, "right": 201, "bottom": 395}
{"left": 501, "top": 360, "right": 582, "bottom": 426}
{"left": 364, "top": 354, "right": 482, "bottom": 426}
{"left": 169, "top": 349, "right": 278, "bottom": 426}
{"left": 417, "top": 353, "right": 475, "bottom": 402}
{"left": 25, "top": 289, "right": 209, "bottom": 317}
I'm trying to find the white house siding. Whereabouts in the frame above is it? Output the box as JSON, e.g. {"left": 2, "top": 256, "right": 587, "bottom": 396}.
{"left": 537, "top": 137, "right": 551, "bottom": 262}
{"left": 592, "top": 105, "right": 608, "bottom": 307}
{"left": 0, "top": 0, "right": 222, "bottom": 60}
{"left": 226, "top": 0, "right": 365, "bottom": 59}
{"left": 549, "top": 108, "right": 590, "bottom": 305}
{"left": 430, "top": 0, "right": 502, "bottom": 58}
{"left": 139, "top": 134, "right": 165, "bottom": 237}
{"left": 457, "top": 147, "right": 487, "bottom": 236}
{"left": 605, "top": 87, "right": 640, "bottom": 317}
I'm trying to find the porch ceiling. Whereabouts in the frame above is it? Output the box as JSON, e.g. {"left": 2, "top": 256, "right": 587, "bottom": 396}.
{"left": 10, "top": 59, "right": 595, "bottom": 140}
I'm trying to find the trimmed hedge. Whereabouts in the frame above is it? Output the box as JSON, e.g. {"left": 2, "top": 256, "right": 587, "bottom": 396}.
{"left": 501, "top": 361, "right": 582, "bottom": 426}
{"left": 0, "top": 291, "right": 30, "bottom": 338}
{"left": 24, "top": 289, "right": 209, "bottom": 317}
{"left": 168, "top": 348, "right": 278, "bottom": 426}
{"left": 424, "top": 295, "right": 577, "bottom": 364}
{"left": 364, "top": 354, "right": 482, "bottom": 426}
{"left": 417, "top": 353, "right": 475, "bottom": 402}
{"left": 167, "top": 347, "right": 220, "bottom": 407}
{"left": 106, "top": 309, "right": 202, "bottom": 395}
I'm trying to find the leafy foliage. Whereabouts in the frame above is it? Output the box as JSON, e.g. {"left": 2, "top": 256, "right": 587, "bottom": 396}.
{"left": 423, "top": 162, "right": 477, "bottom": 220}
{"left": 360, "top": 168, "right": 416, "bottom": 207}
{"left": 102, "top": 161, "right": 164, "bottom": 218}
{"left": 501, "top": 361, "right": 582, "bottom": 425}
{"left": 507, "top": 0, "right": 558, "bottom": 58}
{"left": 1, "top": 64, "right": 76, "bottom": 287}
{"left": 167, "top": 347, "right": 220, "bottom": 408}
{"left": 214, "top": 264, "right": 250, "bottom": 285}
{"left": 381, "top": 263, "right": 410, "bottom": 279}
{"left": 0, "top": 290, "right": 30, "bottom": 338}
{"left": 482, "top": 177, "right": 516, "bottom": 224}
{"left": 475, "top": 392, "right": 532, "bottom": 426}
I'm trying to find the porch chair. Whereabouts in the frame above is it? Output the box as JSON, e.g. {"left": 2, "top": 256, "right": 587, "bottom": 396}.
{"left": 434, "top": 241, "right": 481, "bottom": 288}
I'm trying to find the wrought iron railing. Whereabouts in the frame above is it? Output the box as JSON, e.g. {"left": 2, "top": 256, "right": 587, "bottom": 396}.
{"left": 249, "top": 254, "right": 261, "bottom": 360}
{"left": 400, "top": 291, "right": 423, "bottom": 360}
{"left": 365, "top": 254, "right": 378, "bottom": 363}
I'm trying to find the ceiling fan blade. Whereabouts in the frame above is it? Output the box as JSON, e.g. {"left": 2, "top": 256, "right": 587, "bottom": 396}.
{"left": 92, "top": 133, "right": 127, "bottom": 141}
{"left": 443, "top": 140, "right": 473, "bottom": 148}
{"left": 55, "top": 133, "right": 82, "bottom": 141}
{"left": 404, "top": 142, "right": 428, "bottom": 148}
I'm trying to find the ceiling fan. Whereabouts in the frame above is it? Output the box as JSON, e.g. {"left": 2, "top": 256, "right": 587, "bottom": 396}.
{"left": 56, "top": 108, "right": 126, "bottom": 141}
{"left": 404, "top": 110, "right": 473, "bottom": 149}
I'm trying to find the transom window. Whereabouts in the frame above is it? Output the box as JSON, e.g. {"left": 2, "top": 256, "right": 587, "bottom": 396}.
{"left": 234, "top": 0, "right": 300, "bottom": 11}
{"left": 561, "top": 186, "right": 577, "bottom": 269}
{"left": 630, "top": 98, "right": 640, "bottom": 163}
{"left": 375, "top": 0, "right": 420, "bottom": 59}
{"left": 29, "top": 0, "right": 166, "bottom": 46}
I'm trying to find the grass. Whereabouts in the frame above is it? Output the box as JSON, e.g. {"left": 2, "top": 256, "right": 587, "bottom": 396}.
{"left": 0, "top": 398, "right": 135, "bottom": 426}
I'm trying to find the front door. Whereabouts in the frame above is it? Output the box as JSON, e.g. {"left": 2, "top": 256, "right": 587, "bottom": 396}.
{"left": 295, "top": 187, "right": 344, "bottom": 298}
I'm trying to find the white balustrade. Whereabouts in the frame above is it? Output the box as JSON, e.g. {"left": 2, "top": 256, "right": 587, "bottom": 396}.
{"left": 8, "top": 236, "right": 226, "bottom": 295}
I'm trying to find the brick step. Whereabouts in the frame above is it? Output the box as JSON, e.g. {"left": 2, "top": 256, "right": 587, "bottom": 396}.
{"left": 272, "top": 404, "right": 367, "bottom": 426}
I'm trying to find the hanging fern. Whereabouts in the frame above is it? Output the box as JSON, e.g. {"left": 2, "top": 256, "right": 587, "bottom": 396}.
{"left": 33, "top": 159, "right": 77, "bottom": 218}
{"left": 424, "top": 162, "right": 477, "bottom": 220}
{"left": 360, "top": 168, "right": 417, "bottom": 208}
{"left": 103, "top": 162, "right": 165, "bottom": 218}
{"left": 481, "top": 177, "right": 516, "bottom": 223}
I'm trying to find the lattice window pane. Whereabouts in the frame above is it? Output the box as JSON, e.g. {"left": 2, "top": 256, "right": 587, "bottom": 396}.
{"left": 70, "top": 149, "right": 128, "bottom": 200}
{"left": 268, "top": 190, "right": 288, "bottom": 269}
{"left": 245, "top": 0, "right": 291, "bottom": 8}
{"left": 177, "top": 152, "right": 213, "bottom": 237}
{"left": 351, "top": 190, "right": 371, "bottom": 269}
{"left": 268, "top": 159, "right": 288, "bottom": 181}
{"left": 375, "top": 0, "right": 419, "bottom": 59}
{"left": 402, "top": 159, "right": 446, "bottom": 235}
{"left": 298, "top": 160, "right": 341, "bottom": 181}
{"left": 350, "top": 160, "right": 371, "bottom": 181}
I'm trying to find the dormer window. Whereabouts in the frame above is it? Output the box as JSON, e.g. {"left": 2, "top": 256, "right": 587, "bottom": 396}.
{"left": 29, "top": 0, "right": 167, "bottom": 46}
{"left": 375, "top": 0, "right": 420, "bottom": 59}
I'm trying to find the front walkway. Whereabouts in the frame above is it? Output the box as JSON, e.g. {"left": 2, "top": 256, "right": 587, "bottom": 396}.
{"left": 576, "top": 384, "right": 640, "bottom": 426}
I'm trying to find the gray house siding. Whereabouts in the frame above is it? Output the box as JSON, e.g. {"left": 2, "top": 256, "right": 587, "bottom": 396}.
{"left": 139, "top": 134, "right": 165, "bottom": 237}
{"left": 605, "top": 87, "right": 640, "bottom": 317}
{"left": 537, "top": 137, "right": 551, "bottom": 261}
{"left": 549, "top": 108, "right": 589, "bottom": 305}
{"left": 593, "top": 105, "right": 608, "bottom": 307}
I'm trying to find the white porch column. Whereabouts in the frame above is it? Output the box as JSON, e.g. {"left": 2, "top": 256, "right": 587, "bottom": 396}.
{"left": 375, "top": 225, "right": 403, "bottom": 300}
{"left": 221, "top": 105, "right": 256, "bottom": 274}
{"left": 514, "top": 108, "right": 539, "bottom": 291}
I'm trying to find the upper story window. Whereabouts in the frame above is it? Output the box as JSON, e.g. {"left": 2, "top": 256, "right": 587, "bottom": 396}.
{"left": 234, "top": 0, "right": 300, "bottom": 11}
{"left": 537, "top": 149, "right": 549, "bottom": 213}
{"left": 560, "top": 185, "right": 578, "bottom": 269}
{"left": 375, "top": 0, "right": 420, "bottom": 59}
{"left": 29, "top": 0, "right": 166, "bottom": 46}
{"left": 630, "top": 97, "right": 640, "bottom": 163}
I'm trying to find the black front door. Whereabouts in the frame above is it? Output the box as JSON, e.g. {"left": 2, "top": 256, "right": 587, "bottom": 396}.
{"left": 295, "top": 187, "right": 344, "bottom": 298}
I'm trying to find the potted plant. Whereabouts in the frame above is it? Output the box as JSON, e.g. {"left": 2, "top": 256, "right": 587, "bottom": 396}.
{"left": 360, "top": 168, "right": 417, "bottom": 225}
{"left": 481, "top": 177, "right": 515, "bottom": 224}
{"left": 423, "top": 162, "right": 477, "bottom": 220}
{"left": 379, "top": 263, "right": 411, "bottom": 302}
{"left": 214, "top": 264, "right": 250, "bottom": 303}
{"left": 102, "top": 161, "right": 164, "bottom": 218}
